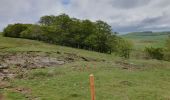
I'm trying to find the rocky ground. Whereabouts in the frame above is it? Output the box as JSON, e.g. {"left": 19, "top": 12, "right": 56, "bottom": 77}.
{"left": 0, "top": 51, "right": 104, "bottom": 81}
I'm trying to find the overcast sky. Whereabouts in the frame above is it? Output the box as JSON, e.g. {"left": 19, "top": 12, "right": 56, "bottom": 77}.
{"left": 0, "top": 0, "right": 170, "bottom": 33}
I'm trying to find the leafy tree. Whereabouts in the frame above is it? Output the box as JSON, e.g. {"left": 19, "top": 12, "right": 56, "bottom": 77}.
{"left": 3, "top": 23, "right": 28, "bottom": 37}
{"left": 94, "top": 20, "right": 113, "bottom": 53}
{"left": 39, "top": 15, "right": 56, "bottom": 26}
{"left": 67, "top": 18, "right": 82, "bottom": 48}
{"left": 54, "top": 14, "right": 72, "bottom": 31}
{"left": 78, "top": 20, "right": 95, "bottom": 49}
{"left": 41, "top": 25, "right": 63, "bottom": 44}
{"left": 20, "top": 25, "right": 45, "bottom": 40}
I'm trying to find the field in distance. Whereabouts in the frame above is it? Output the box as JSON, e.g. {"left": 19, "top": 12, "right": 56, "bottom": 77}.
{"left": 122, "top": 31, "right": 170, "bottom": 50}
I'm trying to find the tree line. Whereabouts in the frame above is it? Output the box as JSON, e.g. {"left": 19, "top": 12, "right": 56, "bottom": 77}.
{"left": 3, "top": 14, "right": 133, "bottom": 58}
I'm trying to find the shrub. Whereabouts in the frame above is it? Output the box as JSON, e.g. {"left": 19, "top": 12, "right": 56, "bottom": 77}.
{"left": 164, "top": 36, "right": 170, "bottom": 61}
{"left": 145, "top": 47, "right": 164, "bottom": 60}
{"left": 3, "top": 23, "right": 28, "bottom": 38}
{"left": 165, "top": 36, "right": 170, "bottom": 51}
{"left": 115, "top": 38, "right": 133, "bottom": 58}
{"left": 163, "top": 52, "right": 170, "bottom": 61}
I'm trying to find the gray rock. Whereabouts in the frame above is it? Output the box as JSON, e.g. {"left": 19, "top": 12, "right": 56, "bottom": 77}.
{"left": 56, "top": 61, "right": 65, "bottom": 65}
{"left": 0, "top": 64, "right": 8, "bottom": 69}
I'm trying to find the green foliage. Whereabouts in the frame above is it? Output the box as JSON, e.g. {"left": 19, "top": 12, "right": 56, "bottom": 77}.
{"left": 143, "top": 36, "right": 170, "bottom": 61}
{"left": 20, "top": 25, "right": 46, "bottom": 40}
{"left": 38, "top": 14, "right": 117, "bottom": 53}
{"left": 164, "top": 36, "right": 170, "bottom": 61}
{"left": 39, "top": 15, "right": 56, "bottom": 26}
{"left": 145, "top": 47, "right": 164, "bottom": 60}
{"left": 165, "top": 36, "right": 170, "bottom": 51}
{"left": 115, "top": 38, "right": 133, "bottom": 58}
{"left": 3, "top": 23, "right": 29, "bottom": 38}
{"left": 3, "top": 14, "right": 132, "bottom": 56}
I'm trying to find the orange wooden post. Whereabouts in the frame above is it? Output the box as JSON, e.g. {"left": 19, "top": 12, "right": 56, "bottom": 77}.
{"left": 90, "top": 74, "right": 95, "bottom": 100}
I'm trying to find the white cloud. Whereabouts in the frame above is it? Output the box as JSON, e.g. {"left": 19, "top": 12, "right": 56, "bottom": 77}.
{"left": 0, "top": 0, "right": 170, "bottom": 32}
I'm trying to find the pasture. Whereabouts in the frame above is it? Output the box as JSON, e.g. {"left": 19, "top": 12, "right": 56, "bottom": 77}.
{"left": 0, "top": 34, "right": 170, "bottom": 100}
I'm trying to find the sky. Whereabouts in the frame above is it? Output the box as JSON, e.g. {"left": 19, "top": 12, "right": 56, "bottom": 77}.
{"left": 0, "top": 0, "right": 170, "bottom": 33}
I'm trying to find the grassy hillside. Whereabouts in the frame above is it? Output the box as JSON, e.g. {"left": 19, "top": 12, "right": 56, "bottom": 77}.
{"left": 1, "top": 34, "right": 170, "bottom": 100}
{"left": 122, "top": 32, "right": 170, "bottom": 50}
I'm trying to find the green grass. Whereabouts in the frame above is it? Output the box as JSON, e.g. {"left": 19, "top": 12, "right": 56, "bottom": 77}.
{"left": 122, "top": 32, "right": 169, "bottom": 50}
{"left": 10, "top": 61, "right": 170, "bottom": 100}
{"left": 0, "top": 34, "right": 114, "bottom": 60}
{"left": 1, "top": 34, "right": 170, "bottom": 100}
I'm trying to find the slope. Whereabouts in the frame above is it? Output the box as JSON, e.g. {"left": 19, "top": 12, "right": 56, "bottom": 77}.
{"left": 0, "top": 34, "right": 170, "bottom": 100}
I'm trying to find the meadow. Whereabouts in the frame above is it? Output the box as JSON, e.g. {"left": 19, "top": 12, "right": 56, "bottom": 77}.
{"left": 1, "top": 33, "right": 170, "bottom": 100}
{"left": 122, "top": 32, "right": 169, "bottom": 49}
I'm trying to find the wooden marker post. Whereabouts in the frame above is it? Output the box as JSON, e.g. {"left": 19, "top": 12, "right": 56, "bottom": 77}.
{"left": 90, "top": 74, "right": 95, "bottom": 100}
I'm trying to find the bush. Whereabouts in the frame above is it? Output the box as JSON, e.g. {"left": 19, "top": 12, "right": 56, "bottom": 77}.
{"left": 163, "top": 52, "right": 170, "bottom": 61}
{"left": 3, "top": 23, "right": 28, "bottom": 38}
{"left": 164, "top": 36, "right": 170, "bottom": 61}
{"left": 165, "top": 36, "right": 170, "bottom": 51}
{"left": 20, "top": 25, "right": 46, "bottom": 41}
{"left": 145, "top": 47, "right": 164, "bottom": 60}
{"left": 115, "top": 38, "right": 133, "bottom": 58}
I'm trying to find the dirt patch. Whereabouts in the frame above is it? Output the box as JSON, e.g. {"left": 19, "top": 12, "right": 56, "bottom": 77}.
{"left": 0, "top": 81, "right": 11, "bottom": 89}
{"left": 8, "top": 86, "right": 38, "bottom": 100}
{"left": 0, "top": 52, "right": 65, "bottom": 69}
{"left": 0, "top": 51, "right": 104, "bottom": 80}
{"left": 0, "top": 51, "right": 104, "bottom": 69}
{"left": 0, "top": 52, "right": 66, "bottom": 81}
{"left": 115, "top": 61, "right": 140, "bottom": 70}
{"left": 63, "top": 52, "right": 105, "bottom": 62}
{"left": 0, "top": 94, "right": 5, "bottom": 100}
{"left": 80, "top": 56, "right": 105, "bottom": 62}
{"left": 14, "top": 87, "right": 32, "bottom": 95}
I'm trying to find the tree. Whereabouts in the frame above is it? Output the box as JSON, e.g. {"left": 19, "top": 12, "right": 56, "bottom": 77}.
{"left": 94, "top": 20, "right": 113, "bottom": 53}
{"left": 39, "top": 15, "right": 56, "bottom": 26}
{"left": 20, "top": 25, "right": 46, "bottom": 40}
{"left": 79, "top": 20, "right": 96, "bottom": 49}
{"left": 41, "top": 25, "right": 63, "bottom": 44}
{"left": 67, "top": 18, "right": 82, "bottom": 48}
{"left": 3, "top": 23, "right": 28, "bottom": 38}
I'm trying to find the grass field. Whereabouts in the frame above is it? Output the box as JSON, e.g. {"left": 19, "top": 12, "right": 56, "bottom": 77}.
{"left": 122, "top": 32, "right": 169, "bottom": 50}
{"left": 1, "top": 34, "right": 170, "bottom": 100}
